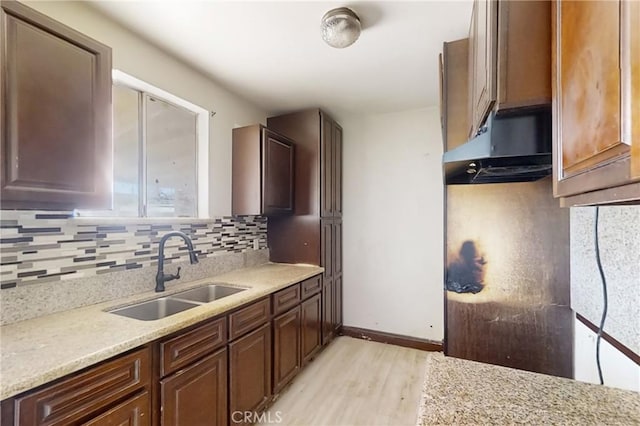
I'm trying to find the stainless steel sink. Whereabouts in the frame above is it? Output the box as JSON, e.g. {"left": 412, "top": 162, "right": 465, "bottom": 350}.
{"left": 170, "top": 284, "right": 246, "bottom": 303}
{"left": 108, "top": 284, "right": 248, "bottom": 320}
{"left": 109, "top": 297, "right": 200, "bottom": 321}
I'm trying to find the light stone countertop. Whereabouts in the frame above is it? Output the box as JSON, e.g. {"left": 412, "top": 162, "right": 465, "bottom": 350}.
{"left": 0, "top": 262, "right": 323, "bottom": 400}
{"left": 417, "top": 353, "right": 640, "bottom": 425}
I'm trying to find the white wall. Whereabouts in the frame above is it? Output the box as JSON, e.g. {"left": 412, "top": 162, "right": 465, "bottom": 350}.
{"left": 23, "top": 1, "right": 267, "bottom": 217}
{"left": 341, "top": 107, "right": 444, "bottom": 341}
{"left": 574, "top": 318, "right": 640, "bottom": 392}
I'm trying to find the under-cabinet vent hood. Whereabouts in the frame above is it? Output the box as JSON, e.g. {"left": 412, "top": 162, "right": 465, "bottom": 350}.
{"left": 443, "top": 109, "right": 552, "bottom": 184}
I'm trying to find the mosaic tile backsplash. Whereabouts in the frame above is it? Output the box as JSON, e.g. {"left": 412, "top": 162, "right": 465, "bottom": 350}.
{"left": 0, "top": 211, "right": 267, "bottom": 289}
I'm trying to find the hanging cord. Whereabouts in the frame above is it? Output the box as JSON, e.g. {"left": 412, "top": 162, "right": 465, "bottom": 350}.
{"left": 594, "top": 206, "right": 609, "bottom": 385}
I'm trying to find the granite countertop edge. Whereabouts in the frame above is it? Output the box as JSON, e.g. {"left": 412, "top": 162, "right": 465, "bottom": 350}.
{"left": 0, "top": 262, "right": 324, "bottom": 400}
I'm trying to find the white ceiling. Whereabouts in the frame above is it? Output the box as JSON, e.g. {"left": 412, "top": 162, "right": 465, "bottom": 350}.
{"left": 90, "top": 1, "right": 473, "bottom": 117}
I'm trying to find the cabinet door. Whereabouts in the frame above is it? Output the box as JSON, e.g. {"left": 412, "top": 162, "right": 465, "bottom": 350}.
{"left": 83, "top": 392, "right": 149, "bottom": 426}
{"left": 160, "top": 349, "right": 227, "bottom": 426}
{"left": 468, "top": 0, "right": 497, "bottom": 137}
{"left": 322, "top": 278, "right": 334, "bottom": 345}
{"left": 332, "top": 123, "right": 343, "bottom": 217}
{"left": 333, "top": 276, "right": 343, "bottom": 332}
{"left": 273, "top": 307, "right": 301, "bottom": 393}
{"left": 321, "top": 115, "right": 333, "bottom": 217}
{"left": 0, "top": 1, "right": 112, "bottom": 210}
{"left": 632, "top": 0, "right": 640, "bottom": 179}
{"left": 262, "top": 128, "right": 294, "bottom": 215}
{"left": 321, "top": 219, "right": 333, "bottom": 279}
{"left": 229, "top": 323, "right": 272, "bottom": 424}
{"left": 301, "top": 294, "right": 322, "bottom": 365}
{"left": 553, "top": 0, "right": 637, "bottom": 198}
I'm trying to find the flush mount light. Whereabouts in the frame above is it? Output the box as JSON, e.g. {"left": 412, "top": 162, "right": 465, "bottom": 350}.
{"left": 320, "top": 7, "right": 361, "bottom": 48}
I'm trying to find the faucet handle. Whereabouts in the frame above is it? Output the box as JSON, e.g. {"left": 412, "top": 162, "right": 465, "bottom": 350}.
{"left": 174, "top": 267, "right": 181, "bottom": 279}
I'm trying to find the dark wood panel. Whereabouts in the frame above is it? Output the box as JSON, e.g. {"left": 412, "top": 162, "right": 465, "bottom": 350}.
{"left": 442, "top": 38, "right": 469, "bottom": 151}
{"left": 632, "top": 0, "right": 640, "bottom": 179}
{"left": 272, "top": 307, "right": 301, "bottom": 393}
{"left": 272, "top": 283, "right": 301, "bottom": 315}
{"left": 333, "top": 220, "right": 342, "bottom": 276}
{"left": 83, "top": 392, "right": 150, "bottom": 426}
{"left": 15, "top": 347, "right": 151, "bottom": 425}
{"left": 340, "top": 327, "right": 443, "bottom": 352}
{"left": 300, "top": 275, "right": 322, "bottom": 299}
{"left": 321, "top": 219, "right": 333, "bottom": 279}
{"left": 497, "top": 0, "right": 551, "bottom": 111}
{"left": 301, "top": 294, "right": 322, "bottom": 365}
{"left": 160, "top": 317, "right": 226, "bottom": 377}
{"left": 320, "top": 115, "right": 333, "bottom": 217}
{"left": 333, "top": 276, "right": 343, "bottom": 331}
{"left": 262, "top": 128, "right": 294, "bottom": 215}
{"left": 266, "top": 109, "right": 323, "bottom": 265}
{"left": 322, "top": 278, "right": 334, "bottom": 345}
{"left": 229, "top": 323, "right": 272, "bottom": 425}
{"left": 445, "top": 179, "right": 572, "bottom": 378}
{"left": 0, "top": 0, "right": 112, "bottom": 210}
{"left": 161, "top": 349, "right": 227, "bottom": 426}
{"left": 228, "top": 298, "right": 270, "bottom": 340}
{"left": 333, "top": 123, "right": 343, "bottom": 217}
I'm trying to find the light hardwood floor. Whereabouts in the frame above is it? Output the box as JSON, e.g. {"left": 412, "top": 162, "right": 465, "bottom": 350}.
{"left": 258, "top": 336, "right": 430, "bottom": 426}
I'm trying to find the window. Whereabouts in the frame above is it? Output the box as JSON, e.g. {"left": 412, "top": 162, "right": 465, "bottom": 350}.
{"left": 80, "top": 71, "right": 209, "bottom": 218}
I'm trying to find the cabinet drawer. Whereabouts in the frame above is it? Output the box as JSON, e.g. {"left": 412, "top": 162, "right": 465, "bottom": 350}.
{"left": 229, "top": 298, "right": 270, "bottom": 340}
{"left": 160, "top": 317, "right": 227, "bottom": 377}
{"left": 15, "top": 347, "right": 151, "bottom": 426}
{"left": 82, "top": 391, "right": 149, "bottom": 426}
{"left": 273, "top": 284, "right": 301, "bottom": 315}
{"left": 301, "top": 275, "right": 322, "bottom": 299}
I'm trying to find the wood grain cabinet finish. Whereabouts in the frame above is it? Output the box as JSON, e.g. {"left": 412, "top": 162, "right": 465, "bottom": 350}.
{"left": 301, "top": 293, "right": 322, "bottom": 365}
{"left": 228, "top": 297, "right": 270, "bottom": 340}
{"left": 161, "top": 349, "right": 227, "bottom": 426}
{"left": 272, "top": 284, "right": 301, "bottom": 315}
{"left": 83, "top": 392, "right": 150, "bottom": 426}
{"left": 466, "top": 0, "right": 551, "bottom": 137}
{"left": 229, "top": 323, "right": 272, "bottom": 425}
{"left": 322, "top": 278, "right": 334, "bottom": 345}
{"left": 272, "top": 307, "right": 301, "bottom": 393}
{"left": 552, "top": 0, "right": 640, "bottom": 205}
{"left": 14, "top": 347, "right": 150, "bottom": 426}
{"left": 159, "top": 317, "right": 226, "bottom": 377}
{"left": 442, "top": 39, "right": 470, "bottom": 151}
{"left": 232, "top": 124, "right": 294, "bottom": 216}
{"left": 333, "top": 276, "right": 343, "bottom": 332}
{"left": 0, "top": 0, "right": 112, "bottom": 210}
{"left": 300, "top": 275, "right": 322, "bottom": 299}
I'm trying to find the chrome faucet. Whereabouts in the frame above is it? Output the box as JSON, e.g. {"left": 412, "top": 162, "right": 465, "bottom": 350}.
{"left": 155, "top": 231, "right": 199, "bottom": 292}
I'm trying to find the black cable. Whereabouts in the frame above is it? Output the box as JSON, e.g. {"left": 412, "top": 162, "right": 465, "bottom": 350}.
{"left": 594, "top": 206, "right": 608, "bottom": 386}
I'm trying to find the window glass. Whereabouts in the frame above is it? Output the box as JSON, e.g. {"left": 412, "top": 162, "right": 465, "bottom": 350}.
{"left": 112, "top": 85, "right": 140, "bottom": 216}
{"left": 145, "top": 95, "right": 197, "bottom": 217}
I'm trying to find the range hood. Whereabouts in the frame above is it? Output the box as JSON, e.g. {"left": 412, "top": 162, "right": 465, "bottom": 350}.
{"left": 443, "top": 108, "right": 552, "bottom": 184}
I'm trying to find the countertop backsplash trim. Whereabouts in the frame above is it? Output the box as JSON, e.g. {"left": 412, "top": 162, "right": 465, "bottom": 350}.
{"left": 0, "top": 211, "right": 267, "bottom": 288}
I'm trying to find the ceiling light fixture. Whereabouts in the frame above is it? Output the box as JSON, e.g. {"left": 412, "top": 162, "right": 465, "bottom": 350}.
{"left": 320, "top": 7, "right": 361, "bottom": 49}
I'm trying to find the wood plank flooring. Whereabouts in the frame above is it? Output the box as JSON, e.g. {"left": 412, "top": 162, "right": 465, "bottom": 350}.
{"left": 258, "top": 336, "right": 430, "bottom": 426}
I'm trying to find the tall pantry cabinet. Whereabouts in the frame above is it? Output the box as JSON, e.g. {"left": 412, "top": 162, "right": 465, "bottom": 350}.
{"left": 267, "top": 109, "right": 343, "bottom": 343}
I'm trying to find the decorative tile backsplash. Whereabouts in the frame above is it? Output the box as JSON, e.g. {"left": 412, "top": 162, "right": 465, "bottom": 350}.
{"left": 0, "top": 211, "right": 267, "bottom": 289}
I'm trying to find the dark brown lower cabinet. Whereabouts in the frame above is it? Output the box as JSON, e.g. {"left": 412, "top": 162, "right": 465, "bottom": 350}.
{"left": 83, "top": 392, "right": 150, "bottom": 426}
{"left": 273, "top": 307, "right": 301, "bottom": 393}
{"left": 160, "top": 349, "right": 227, "bottom": 426}
{"left": 301, "top": 294, "right": 322, "bottom": 365}
{"left": 229, "top": 323, "right": 272, "bottom": 425}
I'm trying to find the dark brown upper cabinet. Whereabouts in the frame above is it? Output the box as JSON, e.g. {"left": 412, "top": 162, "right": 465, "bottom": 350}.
{"left": 552, "top": 0, "right": 640, "bottom": 206}
{"left": 321, "top": 115, "right": 342, "bottom": 218}
{"left": 0, "top": 0, "right": 112, "bottom": 210}
{"left": 467, "top": 0, "right": 551, "bottom": 138}
{"left": 441, "top": 39, "right": 470, "bottom": 151}
{"left": 232, "top": 124, "right": 294, "bottom": 216}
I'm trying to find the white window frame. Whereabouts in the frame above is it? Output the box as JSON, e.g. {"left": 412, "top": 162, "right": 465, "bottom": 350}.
{"left": 79, "top": 70, "right": 209, "bottom": 219}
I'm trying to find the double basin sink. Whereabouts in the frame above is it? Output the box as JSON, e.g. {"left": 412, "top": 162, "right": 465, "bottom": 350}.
{"left": 108, "top": 284, "right": 247, "bottom": 321}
